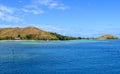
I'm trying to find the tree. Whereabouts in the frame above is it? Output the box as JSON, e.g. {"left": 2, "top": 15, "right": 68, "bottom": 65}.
{"left": 17, "top": 34, "right": 21, "bottom": 38}
{"left": 26, "top": 34, "right": 32, "bottom": 40}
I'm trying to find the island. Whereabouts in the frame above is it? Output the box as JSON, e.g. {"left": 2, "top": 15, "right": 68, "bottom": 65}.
{"left": 0, "top": 27, "right": 118, "bottom": 40}
{"left": 97, "top": 34, "right": 118, "bottom": 40}
{"left": 0, "top": 27, "right": 81, "bottom": 40}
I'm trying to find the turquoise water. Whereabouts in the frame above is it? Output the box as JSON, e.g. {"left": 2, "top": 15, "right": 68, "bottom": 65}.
{"left": 0, "top": 40, "right": 120, "bottom": 74}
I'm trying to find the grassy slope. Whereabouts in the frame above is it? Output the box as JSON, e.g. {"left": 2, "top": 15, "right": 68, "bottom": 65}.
{"left": 0, "top": 27, "right": 58, "bottom": 40}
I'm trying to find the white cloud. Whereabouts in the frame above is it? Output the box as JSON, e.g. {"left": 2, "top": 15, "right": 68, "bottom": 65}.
{"left": 0, "top": 0, "right": 69, "bottom": 26}
{"left": 33, "top": 0, "right": 69, "bottom": 10}
{"left": 21, "top": 0, "right": 69, "bottom": 15}
{"left": 22, "top": 8, "right": 44, "bottom": 14}
{"left": 33, "top": 0, "right": 57, "bottom": 7}
{"left": 0, "top": 4, "right": 24, "bottom": 23}
{"left": 0, "top": 4, "right": 14, "bottom": 14}
{"left": 34, "top": 0, "right": 59, "bottom": 8}
{"left": 0, "top": 0, "right": 69, "bottom": 16}
{"left": 21, "top": 2, "right": 44, "bottom": 14}
{"left": 0, "top": 11, "right": 23, "bottom": 23}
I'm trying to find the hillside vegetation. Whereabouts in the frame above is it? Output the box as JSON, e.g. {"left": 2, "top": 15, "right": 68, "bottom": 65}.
{"left": 0, "top": 27, "right": 80, "bottom": 40}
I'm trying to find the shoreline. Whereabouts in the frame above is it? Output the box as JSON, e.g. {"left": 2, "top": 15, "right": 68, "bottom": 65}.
{"left": 0, "top": 39, "right": 119, "bottom": 42}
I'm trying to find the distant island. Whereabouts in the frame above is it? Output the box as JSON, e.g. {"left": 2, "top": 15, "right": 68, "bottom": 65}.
{"left": 98, "top": 34, "right": 118, "bottom": 40}
{"left": 0, "top": 27, "right": 118, "bottom": 40}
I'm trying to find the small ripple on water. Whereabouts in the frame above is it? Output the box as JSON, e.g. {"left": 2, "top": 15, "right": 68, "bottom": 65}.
{"left": 0, "top": 54, "right": 40, "bottom": 60}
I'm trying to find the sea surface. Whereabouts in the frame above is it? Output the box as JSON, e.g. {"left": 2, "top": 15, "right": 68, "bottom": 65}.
{"left": 0, "top": 40, "right": 120, "bottom": 74}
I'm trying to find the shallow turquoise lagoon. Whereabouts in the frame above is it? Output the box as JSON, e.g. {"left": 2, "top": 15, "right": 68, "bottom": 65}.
{"left": 0, "top": 40, "right": 120, "bottom": 74}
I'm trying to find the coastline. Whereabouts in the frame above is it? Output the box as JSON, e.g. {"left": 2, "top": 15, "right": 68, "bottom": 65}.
{"left": 0, "top": 39, "right": 118, "bottom": 42}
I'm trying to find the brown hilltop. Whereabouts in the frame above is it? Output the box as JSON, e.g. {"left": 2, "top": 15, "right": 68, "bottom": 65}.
{"left": 0, "top": 26, "right": 58, "bottom": 40}
{"left": 98, "top": 34, "right": 118, "bottom": 40}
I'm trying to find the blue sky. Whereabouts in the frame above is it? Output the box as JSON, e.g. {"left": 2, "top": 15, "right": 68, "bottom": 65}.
{"left": 0, "top": 0, "right": 120, "bottom": 37}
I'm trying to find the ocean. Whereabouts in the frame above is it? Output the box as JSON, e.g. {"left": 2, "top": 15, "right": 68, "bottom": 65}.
{"left": 0, "top": 40, "right": 120, "bottom": 74}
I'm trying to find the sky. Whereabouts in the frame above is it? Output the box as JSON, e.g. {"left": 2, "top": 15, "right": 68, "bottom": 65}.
{"left": 0, "top": 0, "right": 120, "bottom": 37}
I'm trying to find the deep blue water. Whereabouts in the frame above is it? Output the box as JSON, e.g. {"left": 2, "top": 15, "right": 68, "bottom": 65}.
{"left": 0, "top": 40, "right": 120, "bottom": 74}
